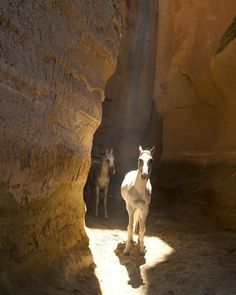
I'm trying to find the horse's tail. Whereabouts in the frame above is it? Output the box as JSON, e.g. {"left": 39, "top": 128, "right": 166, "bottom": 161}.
{"left": 133, "top": 209, "right": 142, "bottom": 234}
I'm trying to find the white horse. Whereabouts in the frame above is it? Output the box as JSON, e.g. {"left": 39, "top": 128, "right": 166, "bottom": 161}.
{"left": 121, "top": 145, "right": 155, "bottom": 255}
{"left": 86, "top": 149, "right": 115, "bottom": 218}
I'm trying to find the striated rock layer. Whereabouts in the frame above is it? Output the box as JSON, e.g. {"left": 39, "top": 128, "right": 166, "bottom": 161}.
{"left": 155, "top": 1, "right": 236, "bottom": 229}
{"left": 0, "top": 0, "right": 125, "bottom": 292}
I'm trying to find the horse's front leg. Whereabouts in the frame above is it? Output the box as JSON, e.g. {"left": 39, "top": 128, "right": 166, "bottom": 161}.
{"left": 124, "top": 204, "right": 134, "bottom": 255}
{"left": 95, "top": 185, "right": 99, "bottom": 217}
{"left": 104, "top": 186, "right": 108, "bottom": 219}
{"left": 138, "top": 207, "right": 148, "bottom": 254}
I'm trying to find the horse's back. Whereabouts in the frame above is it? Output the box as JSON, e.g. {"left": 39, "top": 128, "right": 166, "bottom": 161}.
{"left": 88, "top": 160, "right": 101, "bottom": 186}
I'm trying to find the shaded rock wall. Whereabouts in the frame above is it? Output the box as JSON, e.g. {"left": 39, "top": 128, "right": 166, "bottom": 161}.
{"left": 93, "top": 0, "right": 159, "bottom": 181}
{"left": 155, "top": 1, "right": 236, "bottom": 229}
{"left": 0, "top": 0, "right": 125, "bottom": 291}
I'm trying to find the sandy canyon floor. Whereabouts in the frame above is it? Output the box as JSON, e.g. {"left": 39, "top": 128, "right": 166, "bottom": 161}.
{"left": 85, "top": 191, "right": 236, "bottom": 295}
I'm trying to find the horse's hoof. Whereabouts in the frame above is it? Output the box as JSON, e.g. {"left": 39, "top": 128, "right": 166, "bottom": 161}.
{"left": 139, "top": 247, "right": 146, "bottom": 255}
{"left": 104, "top": 215, "right": 109, "bottom": 219}
{"left": 124, "top": 247, "right": 130, "bottom": 256}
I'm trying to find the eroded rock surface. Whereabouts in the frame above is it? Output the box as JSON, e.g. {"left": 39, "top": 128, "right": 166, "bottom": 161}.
{"left": 155, "top": 1, "right": 236, "bottom": 228}
{"left": 0, "top": 0, "right": 125, "bottom": 292}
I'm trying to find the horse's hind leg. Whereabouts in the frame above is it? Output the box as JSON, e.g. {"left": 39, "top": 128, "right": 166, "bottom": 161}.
{"left": 124, "top": 204, "right": 134, "bottom": 255}
{"left": 95, "top": 186, "right": 99, "bottom": 217}
{"left": 104, "top": 187, "right": 108, "bottom": 219}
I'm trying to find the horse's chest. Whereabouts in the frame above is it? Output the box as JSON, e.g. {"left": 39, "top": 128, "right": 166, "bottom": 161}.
{"left": 97, "top": 175, "right": 109, "bottom": 188}
{"left": 128, "top": 186, "right": 150, "bottom": 205}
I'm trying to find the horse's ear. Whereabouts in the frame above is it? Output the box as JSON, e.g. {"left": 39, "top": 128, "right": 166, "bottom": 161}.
{"left": 139, "top": 146, "right": 143, "bottom": 154}
{"left": 110, "top": 148, "right": 113, "bottom": 154}
{"left": 150, "top": 146, "right": 155, "bottom": 155}
{"left": 105, "top": 149, "right": 109, "bottom": 156}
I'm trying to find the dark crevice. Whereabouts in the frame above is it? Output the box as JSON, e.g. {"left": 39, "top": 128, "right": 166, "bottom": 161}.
{"left": 216, "top": 16, "right": 236, "bottom": 55}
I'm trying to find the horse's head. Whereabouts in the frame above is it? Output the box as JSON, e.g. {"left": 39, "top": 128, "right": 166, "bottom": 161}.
{"left": 105, "top": 149, "right": 115, "bottom": 175}
{"left": 138, "top": 145, "right": 155, "bottom": 180}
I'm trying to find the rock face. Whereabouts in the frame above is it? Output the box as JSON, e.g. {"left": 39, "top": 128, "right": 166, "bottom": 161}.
{"left": 0, "top": 0, "right": 125, "bottom": 291}
{"left": 155, "top": 1, "right": 236, "bottom": 229}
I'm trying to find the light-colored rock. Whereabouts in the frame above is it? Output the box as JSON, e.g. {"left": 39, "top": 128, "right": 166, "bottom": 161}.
{"left": 155, "top": 1, "right": 236, "bottom": 228}
{"left": 155, "top": 1, "right": 236, "bottom": 161}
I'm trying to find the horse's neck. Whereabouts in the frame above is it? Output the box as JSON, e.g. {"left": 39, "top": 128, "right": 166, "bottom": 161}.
{"left": 134, "top": 169, "right": 147, "bottom": 192}
{"left": 100, "top": 158, "right": 109, "bottom": 177}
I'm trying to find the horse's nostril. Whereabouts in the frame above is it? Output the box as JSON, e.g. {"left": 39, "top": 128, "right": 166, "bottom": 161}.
{"left": 141, "top": 173, "right": 148, "bottom": 180}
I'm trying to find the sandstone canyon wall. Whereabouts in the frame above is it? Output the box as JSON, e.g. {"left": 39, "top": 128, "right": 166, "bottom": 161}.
{"left": 155, "top": 1, "right": 236, "bottom": 229}
{"left": 0, "top": 0, "right": 236, "bottom": 293}
{"left": 0, "top": 0, "right": 125, "bottom": 292}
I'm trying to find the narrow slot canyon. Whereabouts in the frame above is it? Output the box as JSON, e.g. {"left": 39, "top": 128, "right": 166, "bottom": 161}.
{"left": 0, "top": 1, "right": 236, "bottom": 295}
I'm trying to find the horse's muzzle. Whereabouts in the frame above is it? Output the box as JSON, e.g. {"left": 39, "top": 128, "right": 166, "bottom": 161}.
{"left": 141, "top": 173, "right": 149, "bottom": 180}
{"left": 111, "top": 167, "right": 116, "bottom": 175}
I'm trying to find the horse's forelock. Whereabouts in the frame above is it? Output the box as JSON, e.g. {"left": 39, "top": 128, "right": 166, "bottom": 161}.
{"left": 139, "top": 150, "right": 152, "bottom": 160}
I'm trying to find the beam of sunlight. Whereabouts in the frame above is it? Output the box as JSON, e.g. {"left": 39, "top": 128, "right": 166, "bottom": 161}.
{"left": 86, "top": 227, "right": 174, "bottom": 295}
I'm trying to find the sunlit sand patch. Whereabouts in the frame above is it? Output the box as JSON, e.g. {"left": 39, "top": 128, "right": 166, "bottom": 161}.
{"left": 86, "top": 227, "right": 174, "bottom": 295}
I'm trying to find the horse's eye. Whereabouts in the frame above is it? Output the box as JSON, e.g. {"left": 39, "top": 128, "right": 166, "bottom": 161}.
{"left": 138, "top": 159, "right": 143, "bottom": 164}
{"left": 149, "top": 159, "right": 153, "bottom": 164}
{"left": 107, "top": 159, "right": 110, "bottom": 164}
